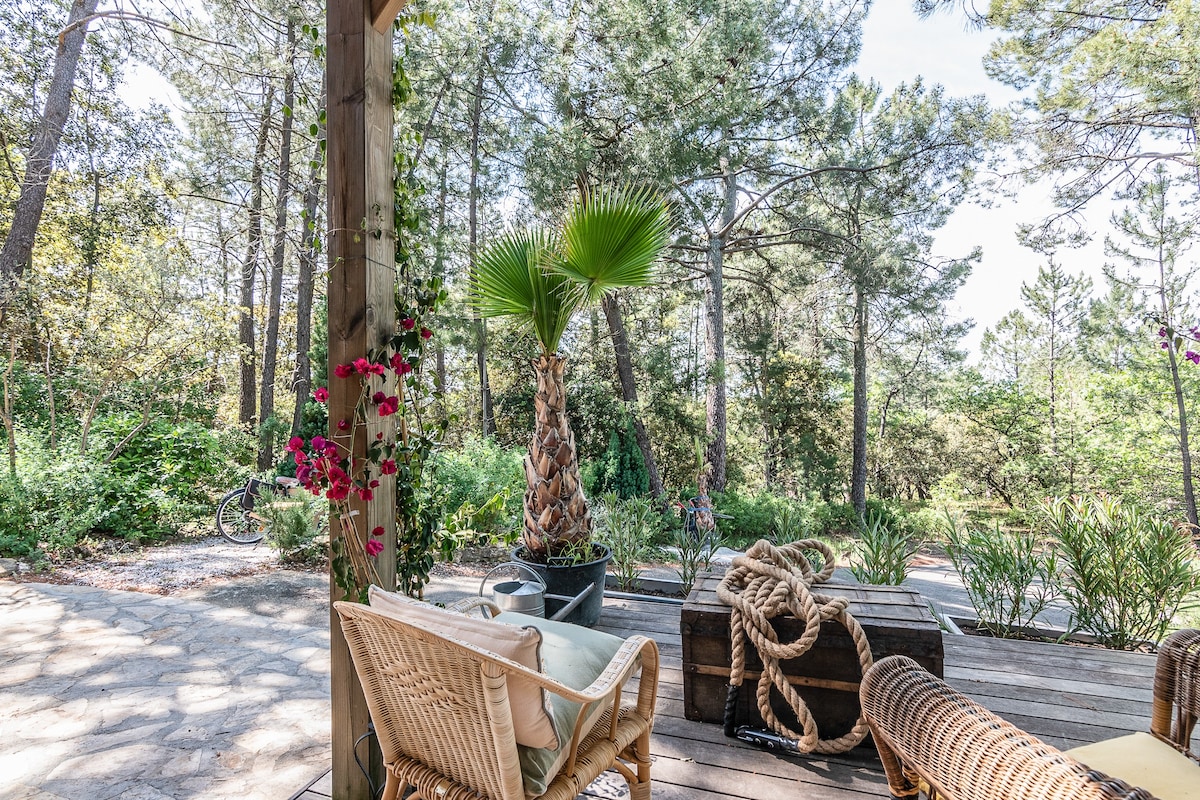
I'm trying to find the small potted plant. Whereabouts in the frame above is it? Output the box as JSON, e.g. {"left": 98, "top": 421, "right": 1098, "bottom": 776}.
{"left": 469, "top": 183, "right": 670, "bottom": 624}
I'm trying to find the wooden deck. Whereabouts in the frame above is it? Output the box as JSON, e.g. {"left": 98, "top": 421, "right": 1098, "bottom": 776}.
{"left": 292, "top": 594, "right": 1157, "bottom": 800}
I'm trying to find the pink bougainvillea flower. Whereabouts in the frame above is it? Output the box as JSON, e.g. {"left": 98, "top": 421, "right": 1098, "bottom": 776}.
{"left": 376, "top": 432, "right": 385, "bottom": 440}
{"left": 286, "top": 436, "right": 305, "bottom": 453}
{"left": 379, "top": 459, "right": 397, "bottom": 475}
{"left": 371, "top": 526, "right": 385, "bottom": 538}
{"left": 312, "top": 435, "right": 327, "bottom": 451}
{"left": 313, "top": 386, "right": 329, "bottom": 403}
{"left": 368, "top": 362, "right": 386, "bottom": 375}
{"left": 372, "top": 391, "right": 386, "bottom": 404}
{"left": 377, "top": 396, "right": 400, "bottom": 417}
{"left": 353, "top": 357, "right": 371, "bottom": 374}
{"left": 365, "top": 539, "right": 384, "bottom": 557}
{"left": 1187, "top": 351, "right": 1200, "bottom": 365}
{"left": 293, "top": 450, "right": 307, "bottom": 466}
{"left": 327, "top": 483, "right": 351, "bottom": 501}
{"left": 1162, "top": 341, "right": 1171, "bottom": 349}
{"left": 420, "top": 327, "right": 433, "bottom": 340}
{"left": 357, "top": 487, "right": 375, "bottom": 502}
{"left": 369, "top": 479, "right": 380, "bottom": 489}
{"left": 1159, "top": 327, "right": 1168, "bottom": 338}
{"left": 400, "top": 317, "right": 416, "bottom": 331}
{"left": 389, "top": 353, "right": 406, "bottom": 372}
{"left": 333, "top": 364, "right": 353, "bottom": 379}
{"left": 324, "top": 442, "right": 339, "bottom": 457}
{"left": 396, "top": 361, "right": 413, "bottom": 376}
{"left": 337, "top": 418, "right": 351, "bottom": 431}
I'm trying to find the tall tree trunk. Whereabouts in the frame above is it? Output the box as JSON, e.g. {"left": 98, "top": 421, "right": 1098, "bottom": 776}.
{"left": 1159, "top": 266, "right": 1199, "bottom": 529}
{"left": 704, "top": 159, "right": 735, "bottom": 490}
{"left": 850, "top": 271, "right": 869, "bottom": 518}
{"left": 239, "top": 86, "right": 276, "bottom": 431}
{"left": 259, "top": 23, "right": 297, "bottom": 469}
{"left": 0, "top": 0, "right": 100, "bottom": 312}
{"left": 522, "top": 354, "right": 590, "bottom": 557}
{"left": 432, "top": 156, "right": 448, "bottom": 393}
{"left": 292, "top": 136, "right": 323, "bottom": 434}
{"left": 467, "top": 59, "right": 494, "bottom": 436}
{"left": 601, "top": 293, "right": 663, "bottom": 497}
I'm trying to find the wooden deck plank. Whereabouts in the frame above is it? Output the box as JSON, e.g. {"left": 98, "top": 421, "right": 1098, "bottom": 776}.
{"left": 291, "top": 594, "right": 1164, "bottom": 799}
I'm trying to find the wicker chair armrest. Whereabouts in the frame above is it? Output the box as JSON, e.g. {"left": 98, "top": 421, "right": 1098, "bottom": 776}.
{"left": 1151, "top": 628, "right": 1200, "bottom": 759}
{"left": 861, "top": 655, "right": 1157, "bottom": 800}
{"left": 445, "top": 596, "right": 503, "bottom": 617}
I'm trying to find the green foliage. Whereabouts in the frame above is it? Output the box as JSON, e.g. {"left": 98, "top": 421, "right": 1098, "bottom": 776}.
{"left": 1043, "top": 494, "right": 1200, "bottom": 649}
{"left": 594, "top": 493, "right": 659, "bottom": 591}
{"left": 849, "top": 511, "right": 919, "bottom": 586}
{"left": 586, "top": 418, "right": 649, "bottom": 499}
{"left": 943, "top": 512, "right": 1060, "bottom": 636}
{"left": 438, "top": 489, "right": 518, "bottom": 560}
{"left": 429, "top": 436, "right": 524, "bottom": 528}
{"left": 256, "top": 489, "right": 327, "bottom": 564}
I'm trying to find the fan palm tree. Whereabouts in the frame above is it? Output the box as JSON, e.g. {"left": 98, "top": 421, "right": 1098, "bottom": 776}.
{"left": 470, "top": 185, "right": 671, "bottom": 559}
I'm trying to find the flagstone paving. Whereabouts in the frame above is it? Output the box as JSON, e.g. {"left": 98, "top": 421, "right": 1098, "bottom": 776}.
{"left": 0, "top": 581, "right": 331, "bottom": 800}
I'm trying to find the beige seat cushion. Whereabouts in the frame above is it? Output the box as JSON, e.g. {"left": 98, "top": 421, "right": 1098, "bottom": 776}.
{"left": 366, "top": 586, "right": 558, "bottom": 750}
{"left": 494, "top": 612, "right": 627, "bottom": 797}
{"left": 1067, "top": 731, "right": 1200, "bottom": 800}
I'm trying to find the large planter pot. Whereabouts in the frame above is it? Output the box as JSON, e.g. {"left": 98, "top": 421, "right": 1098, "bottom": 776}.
{"left": 511, "top": 543, "right": 612, "bottom": 627}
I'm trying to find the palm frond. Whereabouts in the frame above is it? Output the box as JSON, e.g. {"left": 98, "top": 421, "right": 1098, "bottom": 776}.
{"left": 468, "top": 229, "right": 581, "bottom": 354}
{"left": 558, "top": 185, "right": 671, "bottom": 304}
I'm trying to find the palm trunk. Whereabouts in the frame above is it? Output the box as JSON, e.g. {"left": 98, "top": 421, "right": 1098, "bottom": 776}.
{"left": 522, "top": 354, "right": 590, "bottom": 558}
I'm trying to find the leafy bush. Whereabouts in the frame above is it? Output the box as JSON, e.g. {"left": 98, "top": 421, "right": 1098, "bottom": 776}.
{"left": 256, "top": 488, "right": 327, "bottom": 564}
{"left": 594, "top": 493, "right": 659, "bottom": 591}
{"left": 1044, "top": 494, "right": 1200, "bottom": 649}
{"left": 850, "top": 511, "right": 919, "bottom": 585}
{"left": 429, "top": 437, "right": 524, "bottom": 528}
{"left": 438, "top": 489, "right": 518, "bottom": 559}
{"left": 943, "top": 512, "right": 1060, "bottom": 636}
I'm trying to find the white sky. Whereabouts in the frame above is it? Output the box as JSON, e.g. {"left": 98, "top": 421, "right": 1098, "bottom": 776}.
{"left": 856, "top": 3, "right": 1114, "bottom": 359}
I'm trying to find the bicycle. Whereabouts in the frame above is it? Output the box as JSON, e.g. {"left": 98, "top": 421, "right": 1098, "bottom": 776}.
{"left": 215, "top": 476, "right": 302, "bottom": 544}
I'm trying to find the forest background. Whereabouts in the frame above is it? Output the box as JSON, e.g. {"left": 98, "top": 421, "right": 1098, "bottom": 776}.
{"left": 1, "top": 0, "right": 1198, "bottom": 560}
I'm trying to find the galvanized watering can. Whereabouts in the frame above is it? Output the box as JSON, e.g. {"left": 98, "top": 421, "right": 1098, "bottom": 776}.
{"left": 479, "top": 562, "right": 596, "bottom": 622}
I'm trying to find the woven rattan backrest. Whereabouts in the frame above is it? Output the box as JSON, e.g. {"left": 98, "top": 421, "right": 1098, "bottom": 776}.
{"left": 861, "top": 655, "right": 1157, "bottom": 800}
{"left": 335, "top": 601, "right": 526, "bottom": 800}
{"left": 1152, "top": 628, "right": 1200, "bottom": 757}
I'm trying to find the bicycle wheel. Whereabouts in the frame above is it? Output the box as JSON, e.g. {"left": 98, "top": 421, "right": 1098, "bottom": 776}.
{"left": 216, "top": 488, "right": 266, "bottom": 544}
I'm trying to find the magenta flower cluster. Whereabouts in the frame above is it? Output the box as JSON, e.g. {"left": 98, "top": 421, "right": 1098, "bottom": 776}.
{"left": 1157, "top": 325, "right": 1200, "bottom": 364}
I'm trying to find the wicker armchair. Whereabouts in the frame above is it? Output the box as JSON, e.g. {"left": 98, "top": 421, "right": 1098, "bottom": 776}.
{"left": 334, "top": 598, "right": 659, "bottom": 800}
{"left": 860, "top": 630, "right": 1200, "bottom": 800}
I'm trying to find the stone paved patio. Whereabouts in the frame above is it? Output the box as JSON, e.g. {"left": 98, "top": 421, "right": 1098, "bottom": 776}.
{"left": 0, "top": 581, "right": 331, "bottom": 800}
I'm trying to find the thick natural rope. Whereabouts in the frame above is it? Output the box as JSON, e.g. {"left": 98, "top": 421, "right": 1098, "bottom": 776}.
{"left": 716, "top": 539, "right": 874, "bottom": 754}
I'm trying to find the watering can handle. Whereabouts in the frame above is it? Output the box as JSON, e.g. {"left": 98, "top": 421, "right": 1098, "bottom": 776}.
{"left": 478, "top": 562, "right": 547, "bottom": 598}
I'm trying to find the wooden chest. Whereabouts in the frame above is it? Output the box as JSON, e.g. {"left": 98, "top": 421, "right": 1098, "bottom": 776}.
{"left": 681, "top": 571, "right": 944, "bottom": 743}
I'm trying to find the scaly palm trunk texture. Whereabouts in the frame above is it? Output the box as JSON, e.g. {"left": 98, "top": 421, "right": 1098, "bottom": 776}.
{"left": 522, "top": 354, "right": 591, "bottom": 558}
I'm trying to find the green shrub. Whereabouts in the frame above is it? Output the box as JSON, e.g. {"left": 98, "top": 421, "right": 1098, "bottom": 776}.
{"left": 849, "top": 510, "right": 919, "bottom": 585}
{"left": 594, "top": 493, "right": 659, "bottom": 591}
{"left": 438, "top": 489, "right": 518, "bottom": 559}
{"left": 257, "top": 489, "right": 327, "bottom": 564}
{"left": 584, "top": 418, "right": 650, "bottom": 499}
{"left": 429, "top": 437, "right": 524, "bottom": 528}
{"left": 1044, "top": 494, "right": 1200, "bottom": 649}
{"left": 943, "top": 512, "right": 1059, "bottom": 636}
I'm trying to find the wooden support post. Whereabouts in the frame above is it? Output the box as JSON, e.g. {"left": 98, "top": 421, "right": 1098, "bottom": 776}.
{"left": 326, "top": 2, "right": 401, "bottom": 798}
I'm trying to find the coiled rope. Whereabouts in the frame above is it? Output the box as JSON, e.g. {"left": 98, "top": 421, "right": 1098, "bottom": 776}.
{"left": 716, "top": 539, "right": 874, "bottom": 754}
